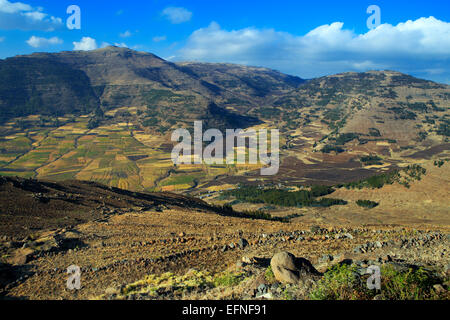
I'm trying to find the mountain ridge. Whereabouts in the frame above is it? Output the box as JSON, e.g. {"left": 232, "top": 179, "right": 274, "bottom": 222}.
{"left": 0, "top": 47, "right": 448, "bottom": 190}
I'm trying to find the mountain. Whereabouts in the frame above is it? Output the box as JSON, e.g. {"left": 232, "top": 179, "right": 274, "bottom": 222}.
{"left": 0, "top": 46, "right": 304, "bottom": 128}
{"left": 0, "top": 55, "right": 99, "bottom": 122}
{"left": 0, "top": 47, "right": 448, "bottom": 190}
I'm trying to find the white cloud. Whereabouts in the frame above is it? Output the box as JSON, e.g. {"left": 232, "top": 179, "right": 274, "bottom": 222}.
{"left": 114, "top": 42, "right": 128, "bottom": 48}
{"left": 162, "top": 7, "right": 192, "bottom": 24}
{"left": 177, "top": 17, "right": 450, "bottom": 83}
{"left": 153, "top": 35, "right": 167, "bottom": 42}
{"left": 120, "top": 30, "right": 132, "bottom": 38}
{"left": 0, "top": 0, "right": 31, "bottom": 13}
{"left": 73, "top": 37, "right": 98, "bottom": 51}
{"left": 26, "top": 35, "right": 62, "bottom": 48}
{"left": 0, "top": 0, "right": 62, "bottom": 31}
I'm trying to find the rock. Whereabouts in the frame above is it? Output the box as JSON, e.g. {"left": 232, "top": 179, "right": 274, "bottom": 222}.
{"left": 238, "top": 238, "right": 249, "bottom": 249}
{"left": 7, "top": 248, "right": 35, "bottom": 265}
{"left": 353, "top": 245, "right": 363, "bottom": 253}
{"left": 105, "top": 287, "right": 118, "bottom": 295}
{"left": 318, "top": 254, "right": 334, "bottom": 264}
{"left": 445, "top": 264, "right": 450, "bottom": 276}
{"left": 433, "top": 284, "right": 447, "bottom": 294}
{"left": 270, "top": 251, "right": 320, "bottom": 284}
{"left": 310, "top": 225, "right": 321, "bottom": 233}
{"left": 5, "top": 241, "right": 21, "bottom": 249}
{"left": 229, "top": 243, "right": 235, "bottom": 249}
{"left": 343, "top": 233, "right": 354, "bottom": 240}
{"left": 242, "top": 256, "right": 255, "bottom": 264}
{"left": 257, "top": 284, "right": 268, "bottom": 294}
{"left": 256, "top": 292, "right": 273, "bottom": 299}
{"left": 221, "top": 245, "right": 228, "bottom": 252}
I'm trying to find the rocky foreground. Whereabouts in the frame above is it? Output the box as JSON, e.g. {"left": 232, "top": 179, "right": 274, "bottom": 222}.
{"left": 1, "top": 204, "right": 449, "bottom": 300}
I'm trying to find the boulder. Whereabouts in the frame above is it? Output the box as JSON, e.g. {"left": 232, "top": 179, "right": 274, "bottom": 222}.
{"left": 270, "top": 251, "right": 320, "bottom": 284}
{"left": 7, "top": 248, "right": 35, "bottom": 265}
{"left": 238, "top": 238, "right": 249, "bottom": 249}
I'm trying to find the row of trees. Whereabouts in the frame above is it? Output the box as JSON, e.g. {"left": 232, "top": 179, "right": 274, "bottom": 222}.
{"left": 223, "top": 185, "right": 347, "bottom": 208}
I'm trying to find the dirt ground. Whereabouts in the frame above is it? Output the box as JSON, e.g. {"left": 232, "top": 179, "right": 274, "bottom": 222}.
{"left": 0, "top": 162, "right": 448, "bottom": 300}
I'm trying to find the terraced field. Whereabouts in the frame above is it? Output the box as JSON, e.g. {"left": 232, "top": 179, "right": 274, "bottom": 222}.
{"left": 0, "top": 111, "right": 263, "bottom": 192}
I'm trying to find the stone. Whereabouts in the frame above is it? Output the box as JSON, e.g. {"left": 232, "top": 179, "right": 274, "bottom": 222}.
{"left": 433, "top": 284, "right": 446, "bottom": 294}
{"left": 310, "top": 225, "right": 321, "bottom": 233}
{"left": 256, "top": 292, "right": 273, "bottom": 299}
{"left": 242, "top": 256, "right": 255, "bottom": 264}
{"left": 105, "top": 287, "right": 118, "bottom": 295}
{"left": 238, "top": 238, "right": 249, "bottom": 249}
{"left": 257, "top": 284, "right": 268, "bottom": 294}
{"left": 5, "top": 241, "right": 21, "bottom": 249}
{"left": 318, "top": 254, "right": 334, "bottom": 264}
{"left": 7, "top": 248, "right": 35, "bottom": 265}
{"left": 270, "top": 251, "right": 320, "bottom": 284}
{"left": 445, "top": 264, "right": 450, "bottom": 276}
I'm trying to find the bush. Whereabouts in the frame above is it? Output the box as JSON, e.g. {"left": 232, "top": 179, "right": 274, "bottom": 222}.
{"left": 321, "top": 145, "right": 344, "bottom": 154}
{"left": 381, "top": 265, "right": 441, "bottom": 300}
{"left": 213, "top": 272, "right": 245, "bottom": 287}
{"left": 310, "top": 263, "right": 446, "bottom": 300}
{"left": 223, "top": 186, "right": 346, "bottom": 208}
{"left": 264, "top": 266, "right": 276, "bottom": 284}
{"left": 343, "top": 170, "right": 400, "bottom": 189}
{"left": 310, "top": 264, "right": 370, "bottom": 300}
{"left": 360, "top": 155, "right": 383, "bottom": 165}
{"left": 356, "top": 200, "right": 379, "bottom": 209}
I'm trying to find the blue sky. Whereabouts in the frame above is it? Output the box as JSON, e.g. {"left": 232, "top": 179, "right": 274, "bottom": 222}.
{"left": 0, "top": 0, "right": 449, "bottom": 83}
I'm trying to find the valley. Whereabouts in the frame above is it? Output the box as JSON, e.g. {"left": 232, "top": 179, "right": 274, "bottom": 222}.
{"left": 0, "top": 46, "right": 449, "bottom": 300}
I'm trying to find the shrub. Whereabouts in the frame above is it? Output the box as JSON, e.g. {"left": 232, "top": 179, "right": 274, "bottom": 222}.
{"left": 310, "top": 263, "right": 446, "bottom": 300}
{"left": 264, "top": 266, "right": 276, "bottom": 284}
{"left": 381, "top": 265, "right": 442, "bottom": 300}
{"left": 360, "top": 155, "right": 383, "bottom": 165}
{"left": 321, "top": 145, "right": 344, "bottom": 154}
{"left": 356, "top": 200, "right": 379, "bottom": 209}
{"left": 213, "top": 272, "right": 245, "bottom": 287}
{"left": 223, "top": 186, "right": 346, "bottom": 208}
{"left": 310, "top": 264, "right": 370, "bottom": 300}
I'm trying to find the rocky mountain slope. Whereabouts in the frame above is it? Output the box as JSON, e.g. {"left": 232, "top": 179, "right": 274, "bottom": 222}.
{"left": 0, "top": 170, "right": 448, "bottom": 300}
{"left": 0, "top": 46, "right": 304, "bottom": 127}
{"left": 0, "top": 47, "right": 448, "bottom": 190}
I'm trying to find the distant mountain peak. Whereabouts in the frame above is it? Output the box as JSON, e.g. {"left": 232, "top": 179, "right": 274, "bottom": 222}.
{"left": 95, "top": 45, "right": 131, "bottom": 52}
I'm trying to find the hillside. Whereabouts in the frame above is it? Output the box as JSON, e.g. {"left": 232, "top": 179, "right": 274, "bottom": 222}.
{"left": 0, "top": 46, "right": 303, "bottom": 127}
{"left": 0, "top": 47, "right": 449, "bottom": 301}
{"left": 0, "top": 48, "right": 448, "bottom": 192}
{"left": 0, "top": 169, "right": 448, "bottom": 300}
